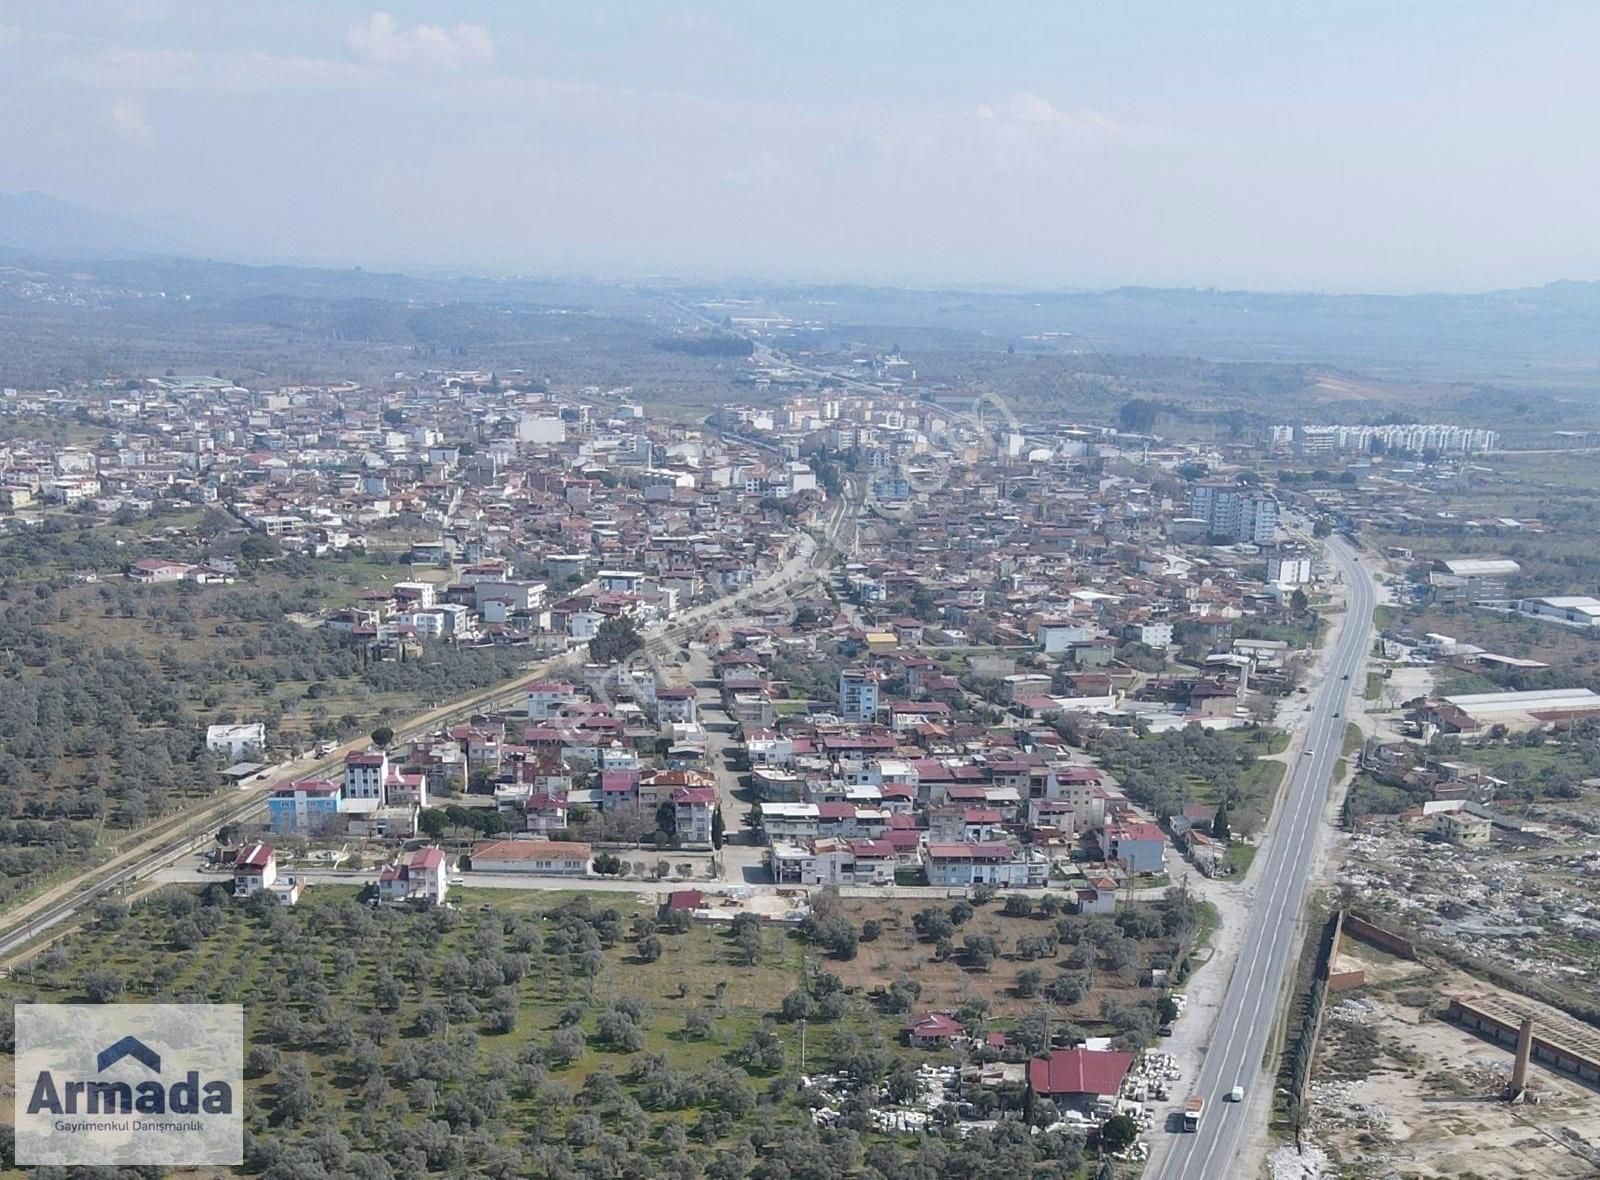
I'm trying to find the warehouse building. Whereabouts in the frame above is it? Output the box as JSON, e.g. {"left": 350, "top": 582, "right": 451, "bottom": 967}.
{"left": 1424, "top": 688, "right": 1600, "bottom": 735}
{"left": 1514, "top": 595, "right": 1600, "bottom": 628}
{"left": 1428, "top": 557, "right": 1520, "bottom": 605}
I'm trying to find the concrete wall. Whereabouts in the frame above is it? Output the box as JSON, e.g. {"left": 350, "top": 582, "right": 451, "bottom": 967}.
{"left": 1328, "top": 966, "right": 1368, "bottom": 993}
{"left": 1343, "top": 912, "right": 1418, "bottom": 960}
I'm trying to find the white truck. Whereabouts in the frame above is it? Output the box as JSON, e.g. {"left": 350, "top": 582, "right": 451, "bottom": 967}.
{"left": 1182, "top": 1094, "right": 1204, "bottom": 1131}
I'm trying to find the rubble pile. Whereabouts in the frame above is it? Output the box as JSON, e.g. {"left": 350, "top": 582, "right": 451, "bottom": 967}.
{"left": 1309, "top": 1080, "right": 1393, "bottom": 1135}
{"left": 1341, "top": 826, "right": 1600, "bottom": 1000}
{"left": 1326, "top": 998, "right": 1376, "bottom": 1026}
{"left": 801, "top": 1054, "right": 1172, "bottom": 1152}
{"left": 1266, "top": 1144, "right": 1332, "bottom": 1180}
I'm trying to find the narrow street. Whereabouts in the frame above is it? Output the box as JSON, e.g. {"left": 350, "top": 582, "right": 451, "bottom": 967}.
{"left": 682, "top": 640, "right": 770, "bottom": 885}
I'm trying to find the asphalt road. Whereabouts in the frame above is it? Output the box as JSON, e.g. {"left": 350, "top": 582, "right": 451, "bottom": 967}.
{"left": 1152, "top": 537, "right": 1376, "bottom": 1180}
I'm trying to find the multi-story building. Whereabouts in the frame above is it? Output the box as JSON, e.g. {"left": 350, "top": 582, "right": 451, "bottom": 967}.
{"left": 267, "top": 779, "right": 341, "bottom": 834}
{"left": 1280, "top": 422, "right": 1499, "bottom": 456}
{"left": 1267, "top": 555, "right": 1314, "bottom": 585}
{"left": 1104, "top": 820, "right": 1166, "bottom": 873}
{"left": 838, "top": 666, "right": 882, "bottom": 721}
{"left": 344, "top": 750, "right": 388, "bottom": 803}
{"left": 672, "top": 786, "right": 717, "bottom": 845}
{"left": 1434, "top": 809, "right": 1492, "bottom": 849}
{"left": 376, "top": 846, "right": 450, "bottom": 905}
{"left": 655, "top": 686, "right": 698, "bottom": 725}
{"left": 922, "top": 840, "right": 1032, "bottom": 887}
{"left": 233, "top": 842, "right": 276, "bottom": 896}
{"left": 1189, "top": 482, "right": 1278, "bottom": 545}
{"left": 525, "top": 680, "right": 579, "bottom": 720}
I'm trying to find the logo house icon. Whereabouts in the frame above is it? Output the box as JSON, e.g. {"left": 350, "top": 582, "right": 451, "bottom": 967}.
{"left": 15, "top": 1003, "right": 244, "bottom": 1166}
{"left": 97, "top": 1036, "right": 162, "bottom": 1074}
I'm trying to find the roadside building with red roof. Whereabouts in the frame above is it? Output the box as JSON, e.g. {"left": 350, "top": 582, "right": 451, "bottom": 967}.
{"left": 376, "top": 845, "right": 450, "bottom": 906}
{"left": 470, "top": 839, "right": 591, "bottom": 876}
{"left": 1104, "top": 820, "right": 1167, "bottom": 873}
{"left": 1027, "top": 1048, "right": 1134, "bottom": 1110}
{"left": 233, "top": 842, "right": 276, "bottom": 896}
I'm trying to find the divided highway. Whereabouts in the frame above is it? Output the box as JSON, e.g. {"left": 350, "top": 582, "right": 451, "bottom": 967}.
{"left": 1152, "top": 537, "right": 1376, "bottom": 1180}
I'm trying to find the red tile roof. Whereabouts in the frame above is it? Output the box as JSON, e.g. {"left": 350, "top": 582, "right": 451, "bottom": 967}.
{"left": 1027, "top": 1048, "right": 1134, "bottom": 1098}
{"left": 471, "top": 839, "right": 590, "bottom": 862}
{"left": 926, "top": 841, "right": 1013, "bottom": 860}
{"left": 235, "top": 842, "right": 273, "bottom": 870}
{"left": 849, "top": 839, "right": 896, "bottom": 858}
{"left": 1108, "top": 821, "right": 1165, "bottom": 843}
{"left": 905, "top": 1012, "right": 964, "bottom": 1040}
{"left": 277, "top": 778, "right": 338, "bottom": 797}
{"left": 409, "top": 847, "right": 445, "bottom": 871}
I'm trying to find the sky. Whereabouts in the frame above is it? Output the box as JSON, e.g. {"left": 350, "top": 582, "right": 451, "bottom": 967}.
{"left": 1, "top": 1, "right": 1597, "bottom": 292}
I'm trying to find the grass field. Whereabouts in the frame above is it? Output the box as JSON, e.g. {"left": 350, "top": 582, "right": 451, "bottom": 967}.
{"left": 1224, "top": 843, "right": 1257, "bottom": 877}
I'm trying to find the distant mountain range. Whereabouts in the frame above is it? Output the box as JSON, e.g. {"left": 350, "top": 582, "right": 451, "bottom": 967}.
{"left": 0, "top": 191, "right": 183, "bottom": 260}
{"left": 0, "top": 190, "right": 1596, "bottom": 387}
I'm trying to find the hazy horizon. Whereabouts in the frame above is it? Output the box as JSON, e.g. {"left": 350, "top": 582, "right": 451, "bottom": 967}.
{"left": 3, "top": 2, "right": 1598, "bottom": 294}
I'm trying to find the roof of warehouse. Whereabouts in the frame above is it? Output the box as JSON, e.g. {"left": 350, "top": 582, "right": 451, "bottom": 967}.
{"left": 1445, "top": 688, "right": 1600, "bottom": 710}
{"left": 1441, "top": 558, "right": 1521, "bottom": 576}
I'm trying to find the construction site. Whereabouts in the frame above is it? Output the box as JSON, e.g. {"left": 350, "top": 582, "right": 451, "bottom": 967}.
{"left": 1282, "top": 921, "right": 1600, "bottom": 1180}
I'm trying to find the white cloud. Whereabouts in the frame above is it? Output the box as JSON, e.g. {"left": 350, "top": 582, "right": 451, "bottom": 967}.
{"left": 107, "top": 95, "right": 154, "bottom": 146}
{"left": 51, "top": 46, "right": 366, "bottom": 94}
{"left": 974, "top": 93, "right": 1114, "bottom": 131}
{"left": 347, "top": 11, "right": 493, "bottom": 73}
{"left": 124, "top": 0, "right": 172, "bottom": 22}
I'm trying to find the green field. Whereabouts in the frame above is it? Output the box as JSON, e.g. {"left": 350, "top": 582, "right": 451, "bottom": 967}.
{"left": 0, "top": 523, "right": 545, "bottom": 905}
{"left": 0, "top": 884, "right": 1208, "bottom": 1176}
{"left": 1224, "top": 843, "right": 1258, "bottom": 877}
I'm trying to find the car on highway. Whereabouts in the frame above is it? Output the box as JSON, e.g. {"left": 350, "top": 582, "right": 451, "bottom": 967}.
{"left": 1228, "top": 1084, "right": 1245, "bottom": 1103}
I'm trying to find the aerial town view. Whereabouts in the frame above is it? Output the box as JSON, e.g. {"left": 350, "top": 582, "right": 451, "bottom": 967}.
{"left": 0, "top": 4, "right": 1598, "bottom": 1179}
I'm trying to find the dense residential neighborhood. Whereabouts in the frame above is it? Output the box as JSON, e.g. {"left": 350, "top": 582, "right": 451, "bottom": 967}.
{"left": 4, "top": 7, "right": 1598, "bottom": 1176}
{"left": 0, "top": 317, "right": 1586, "bottom": 1180}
